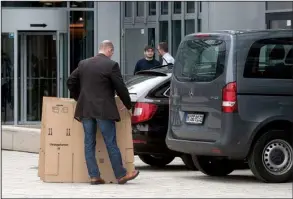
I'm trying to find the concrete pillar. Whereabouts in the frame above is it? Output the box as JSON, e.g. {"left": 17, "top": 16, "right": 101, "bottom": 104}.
{"left": 96, "top": 2, "right": 121, "bottom": 64}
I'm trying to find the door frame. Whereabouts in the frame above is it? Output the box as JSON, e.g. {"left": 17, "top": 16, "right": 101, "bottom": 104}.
{"left": 17, "top": 31, "right": 66, "bottom": 124}
{"left": 266, "top": 12, "right": 293, "bottom": 29}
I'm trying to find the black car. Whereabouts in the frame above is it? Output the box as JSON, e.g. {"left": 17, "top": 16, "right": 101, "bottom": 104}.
{"left": 125, "top": 66, "right": 196, "bottom": 170}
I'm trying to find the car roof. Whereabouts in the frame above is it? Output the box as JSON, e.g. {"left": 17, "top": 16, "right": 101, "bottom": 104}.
{"left": 135, "top": 65, "right": 173, "bottom": 76}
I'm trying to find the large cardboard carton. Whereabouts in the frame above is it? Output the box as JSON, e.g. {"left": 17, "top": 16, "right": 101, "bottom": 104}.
{"left": 38, "top": 97, "right": 135, "bottom": 183}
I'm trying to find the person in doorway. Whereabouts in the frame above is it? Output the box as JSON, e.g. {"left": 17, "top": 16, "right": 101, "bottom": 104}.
{"left": 133, "top": 45, "right": 161, "bottom": 75}
{"left": 67, "top": 40, "right": 140, "bottom": 185}
{"left": 157, "top": 42, "right": 175, "bottom": 65}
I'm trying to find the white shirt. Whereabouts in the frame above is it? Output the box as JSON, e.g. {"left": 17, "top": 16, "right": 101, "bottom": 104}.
{"left": 162, "top": 53, "right": 175, "bottom": 65}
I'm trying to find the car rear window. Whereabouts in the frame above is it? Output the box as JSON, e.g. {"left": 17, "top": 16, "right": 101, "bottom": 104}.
{"left": 174, "top": 37, "right": 227, "bottom": 82}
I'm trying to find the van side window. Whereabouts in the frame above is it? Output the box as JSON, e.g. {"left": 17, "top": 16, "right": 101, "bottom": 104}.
{"left": 243, "top": 38, "right": 293, "bottom": 79}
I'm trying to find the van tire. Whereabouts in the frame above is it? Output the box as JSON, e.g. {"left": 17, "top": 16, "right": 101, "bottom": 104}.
{"left": 192, "top": 155, "right": 235, "bottom": 176}
{"left": 248, "top": 130, "right": 293, "bottom": 183}
{"left": 181, "top": 154, "right": 198, "bottom": 170}
{"left": 138, "top": 154, "right": 175, "bottom": 167}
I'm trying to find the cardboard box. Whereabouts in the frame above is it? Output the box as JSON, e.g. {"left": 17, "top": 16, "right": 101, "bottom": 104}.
{"left": 38, "top": 97, "right": 135, "bottom": 183}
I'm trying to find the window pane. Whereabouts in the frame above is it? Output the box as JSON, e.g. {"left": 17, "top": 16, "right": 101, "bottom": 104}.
{"left": 1, "top": 1, "right": 66, "bottom": 7}
{"left": 125, "top": 2, "right": 133, "bottom": 17}
{"left": 199, "top": 1, "right": 202, "bottom": 12}
{"left": 69, "top": 11, "right": 94, "bottom": 75}
{"left": 149, "top": 1, "right": 156, "bottom": 15}
{"left": 185, "top": 19, "right": 195, "bottom": 35}
{"left": 1, "top": 33, "right": 15, "bottom": 122}
{"left": 159, "top": 21, "right": 169, "bottom": 63}
{"left": 186, "top": 1, "right": 195, "bottom": 13}
{"left": 148, "top": 28, "right": 155, "bottom": 47}
{"left": 173, "top": 2, "right": 181, "bottom": 14}
{"left": 243, "top": 38, "right": 293, "bottom": 79}
{"left": 197, "top": 19, "right": 202, "bottom": 32}
{"left": 159, "top": 21, "right": 169, "bottom": 43}
{"left": 172, "top": 20, "right": 181, "bottom": 56}
{"left": 266, "top": 1, "right": 293, "bottom": 10}
{"left": 174, "top": 38, "right": 226, "bottom": 82}
{"left": 60, "top": 33, "right": 69, "bottom": 98}
{"left": 137, "top": 1, "right": 144, "bottom": 17}
{"left": 70, "top": 1, "right": 94, "bottom": 8}
{"left": 161, "top": 2, "right": 168, "bottom": 15}
{"left": 270, "top": 20, "right": 292, "bottom": 29}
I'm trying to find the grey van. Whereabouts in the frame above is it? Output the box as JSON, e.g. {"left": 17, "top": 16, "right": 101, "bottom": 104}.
{"left": 166, "top": 30, "right": 293, "bottom": 183}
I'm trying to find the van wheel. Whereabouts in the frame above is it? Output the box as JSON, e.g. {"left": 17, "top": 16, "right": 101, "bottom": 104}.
{"left": 138, "top": 154, "right": 175, "bottom": 167}
{"left": 248, "top": 130, "right": 293, "bottom": 183}
{"left": 192, "top": 155, "right": 235, "bottom": 176}
{"left": 181, "top": 154, "right": 198, "bottom": 170}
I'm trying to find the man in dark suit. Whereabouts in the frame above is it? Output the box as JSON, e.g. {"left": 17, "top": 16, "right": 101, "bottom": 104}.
{"left": 67, "top": 40, "right": 139, "bottom": 185}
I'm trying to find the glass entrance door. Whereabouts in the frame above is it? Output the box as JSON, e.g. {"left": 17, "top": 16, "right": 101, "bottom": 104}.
{"left": 18, "top": 32, "right": 62, "bottom": 122}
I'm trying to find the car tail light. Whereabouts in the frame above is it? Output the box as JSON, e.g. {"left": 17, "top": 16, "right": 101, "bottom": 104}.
{"left": 131, "top": 102, "right": 158, "bottom": 124}
{"left": 222, "top": 82, "right": 237, "bottom": 113}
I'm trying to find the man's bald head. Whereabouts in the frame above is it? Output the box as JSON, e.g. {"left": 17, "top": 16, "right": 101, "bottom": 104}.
{"left": 99, "top": 40, "right": 114, "bottom": 58}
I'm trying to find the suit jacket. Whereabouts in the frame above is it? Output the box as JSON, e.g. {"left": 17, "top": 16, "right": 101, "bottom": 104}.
{"left": 67, "top": 53, "right": 132, "bottom": 121}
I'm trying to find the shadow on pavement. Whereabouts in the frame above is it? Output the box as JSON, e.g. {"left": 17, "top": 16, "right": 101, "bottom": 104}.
{"left": 136, "top": 164, "right": 190, "bottom": 172}
{"left": 181, "top": 173, "right": 262, "bottom": 183}
{"left": 182, "top": 173, "right": 293, "bottom": 184}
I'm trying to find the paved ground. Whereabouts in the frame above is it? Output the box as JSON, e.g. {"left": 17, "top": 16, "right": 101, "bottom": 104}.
{"left": 2, "top": 150, "right": 292, "bottom": 198}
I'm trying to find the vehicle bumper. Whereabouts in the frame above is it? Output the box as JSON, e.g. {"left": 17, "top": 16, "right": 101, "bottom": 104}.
{"left": 166, "top": 114, "right": 258, "bottom": 159}
{"left": 133, "top": 133, "right": 181, "bottom": 156}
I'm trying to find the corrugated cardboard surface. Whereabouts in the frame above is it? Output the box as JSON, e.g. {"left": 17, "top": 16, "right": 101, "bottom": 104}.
{"left": 38, "top": 97, "right": 135, "bottom": 183}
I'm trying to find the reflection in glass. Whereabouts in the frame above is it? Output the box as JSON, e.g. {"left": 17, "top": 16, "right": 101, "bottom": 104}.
{"left": 149, "top": 2, "right": 156, "bottom": 16}
{"left": 1, "top": 33, "right": 14, "bottom": 123}
{"left": 26, "top": 35, "right": 57, "bottom": 121}
{"left": 185, "top": 19, "right": 195, "bottom": 35}
{"left": 70, "top": 1, "right": 94, "bottom": 8}
{"left": 137, "top": 1, "right": 144, "bottom": 16}
{"left": 70, "top": 11, "right": 94, "bottom": 75}
{"left": 161, "top": 1, "right": 168, "bottom": 15}
{"left": 186, "top": 2, "right": 195, "bottom": 13}
{"left": 125, "top": 2, "right": 133, "bottom": 17}
{"left": 173, "top": 2, "right": 181, "bottom": 14}
{"left": 2, "top": 1, "right": 66, "bottom": 7}
{"left": 172, "top": 20, "right": 181, "bottom": 56}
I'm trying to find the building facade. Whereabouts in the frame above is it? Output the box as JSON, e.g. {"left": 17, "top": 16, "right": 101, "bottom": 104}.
{"left": 1, "top": 1, "right": 292, "bottom": 125}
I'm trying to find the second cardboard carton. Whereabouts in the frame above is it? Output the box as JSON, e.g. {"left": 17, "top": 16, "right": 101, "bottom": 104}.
{"left": 38, "top": 96, "right": 135, "bottom": 183}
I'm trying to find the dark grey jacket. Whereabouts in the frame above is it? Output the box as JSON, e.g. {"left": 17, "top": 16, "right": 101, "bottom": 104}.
{"left": 67, "top": 53, "right": 131, "bottom": 121}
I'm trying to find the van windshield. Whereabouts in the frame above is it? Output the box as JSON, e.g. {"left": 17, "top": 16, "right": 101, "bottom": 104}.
{"left": 174, "top": 37, "right": 227, "bottom": 82}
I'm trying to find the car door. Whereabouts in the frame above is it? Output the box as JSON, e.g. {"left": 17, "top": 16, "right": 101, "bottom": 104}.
{"left": 169, "top": 33, "right": 234, "bottom": 142}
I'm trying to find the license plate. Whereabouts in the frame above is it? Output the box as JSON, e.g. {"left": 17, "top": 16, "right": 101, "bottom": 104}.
{"left": 185, "top": 113, "right": 204, "bottom": 124}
